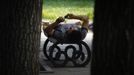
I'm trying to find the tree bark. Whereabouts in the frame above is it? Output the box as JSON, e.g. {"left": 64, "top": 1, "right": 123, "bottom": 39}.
{"left": 91, "top": 0, "right": 134, "bottom": 75}
{"left": 0, "top": 0, "right": 42, "bottom": 75}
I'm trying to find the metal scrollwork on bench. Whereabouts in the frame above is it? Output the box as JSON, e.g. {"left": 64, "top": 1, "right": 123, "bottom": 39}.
{"left": 43, "top": 38, "right": 91, "bottom": 67}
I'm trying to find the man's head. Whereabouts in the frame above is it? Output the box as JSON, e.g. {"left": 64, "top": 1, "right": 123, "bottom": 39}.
{"left": 66, "top": 30, "right": 82, "bottom": 42}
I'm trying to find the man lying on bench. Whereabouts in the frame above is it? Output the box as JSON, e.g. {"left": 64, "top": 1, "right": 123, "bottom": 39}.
{"left": 43, "top": 13, "right": 90, "bottom": 43}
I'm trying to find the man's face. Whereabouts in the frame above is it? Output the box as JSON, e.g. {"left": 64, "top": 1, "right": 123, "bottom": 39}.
{"left": 67, "top": 29, "right": 75, "bottom": 34}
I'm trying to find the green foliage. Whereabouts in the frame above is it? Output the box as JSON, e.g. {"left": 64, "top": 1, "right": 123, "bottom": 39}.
{"left": 42, "top": 0, "right": 94, "bottom": 21}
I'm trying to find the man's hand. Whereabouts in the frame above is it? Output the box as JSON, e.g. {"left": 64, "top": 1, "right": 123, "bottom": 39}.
{"left": 55, "top": 17, "right": 65, "bottom": 23}
{"left": 64, "top": 13, "right": 75, "bottom": 19}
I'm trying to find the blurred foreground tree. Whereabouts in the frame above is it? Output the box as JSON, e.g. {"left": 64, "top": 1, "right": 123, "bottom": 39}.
{"left": 92, "top": 0, "right": 134, "bottom": 75}
{"left": 0, "top": 0, "right": 42, "bottom": 75}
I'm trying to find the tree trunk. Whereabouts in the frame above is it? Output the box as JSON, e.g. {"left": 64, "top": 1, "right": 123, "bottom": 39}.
{"left": 91, "top": 0, "right": 134, "bottom": 75}
{"left": 0, "top": 0, "right": 42, "bottom": 75}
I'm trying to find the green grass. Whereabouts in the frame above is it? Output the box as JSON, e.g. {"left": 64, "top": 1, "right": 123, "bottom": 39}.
{"left": 42, "top": 0, "right": 94, "bottom": 22}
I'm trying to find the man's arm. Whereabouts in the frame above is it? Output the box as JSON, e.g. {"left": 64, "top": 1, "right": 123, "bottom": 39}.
{"left": 43, "top": 17, "right": 65, "bottom": 37}
{"left": 64, "top": 13, "right": 89, "bottom": 30}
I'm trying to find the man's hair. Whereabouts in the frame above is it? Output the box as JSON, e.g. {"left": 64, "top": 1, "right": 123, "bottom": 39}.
{"left": 67, "top": 30, "right": 82, "bottom": 42}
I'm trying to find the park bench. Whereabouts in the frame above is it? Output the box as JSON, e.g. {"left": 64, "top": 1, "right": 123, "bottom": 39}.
{"left": 42, "top": 20, "right": 91, "bottom": 67}
{"left": 43, "top": 36, "right": 91, "bottom": 67}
